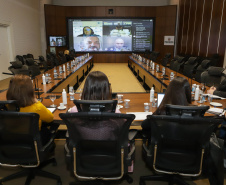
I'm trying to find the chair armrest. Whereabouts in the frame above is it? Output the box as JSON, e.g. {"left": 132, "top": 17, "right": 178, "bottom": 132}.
{"left": 142, "top": 143, "right": 151, "bottom": 157}
{"left": 128, "top": 129, "right": 137, "bottom": 141}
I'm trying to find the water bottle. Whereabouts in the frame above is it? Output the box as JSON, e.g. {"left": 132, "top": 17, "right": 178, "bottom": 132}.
{"left": 170, "top": 72, "right": 174, "bottom": 81}
{"left": 194, "top": 85, "right": 200, "bottom": 101}
{"left": 62, "top": 89, "right": 67, "bottom": 105}
{"left": 150, "top": 87, "right": 155, "bottom": 102}
{"left": 42, "top": 74, "right": 46, "bottom": 85}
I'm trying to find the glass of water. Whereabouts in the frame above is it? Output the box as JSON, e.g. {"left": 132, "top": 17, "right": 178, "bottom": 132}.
{"left": 49, "top": 94, "right": 56, "bottom": 107}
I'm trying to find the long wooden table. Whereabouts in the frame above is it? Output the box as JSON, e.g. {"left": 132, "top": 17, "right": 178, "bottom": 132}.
{"left": 0, "top": 55, "right": 225, "bottom": 131}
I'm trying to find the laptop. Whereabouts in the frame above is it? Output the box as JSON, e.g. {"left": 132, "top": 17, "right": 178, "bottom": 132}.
{"left": 157, "top": 93, "right": 165, "bottom": 107}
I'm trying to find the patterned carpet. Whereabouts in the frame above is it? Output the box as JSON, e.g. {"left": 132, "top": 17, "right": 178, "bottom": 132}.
{"left": 77, "top": 63, "right": 146, "bottom": 93}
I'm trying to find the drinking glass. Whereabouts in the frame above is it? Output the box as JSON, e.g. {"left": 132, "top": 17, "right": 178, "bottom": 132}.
{"left": 69, "top": 87, "right": 75, "bottom": 101}
{"left": 49, "top": 94, "right": 56, "bottom": 107}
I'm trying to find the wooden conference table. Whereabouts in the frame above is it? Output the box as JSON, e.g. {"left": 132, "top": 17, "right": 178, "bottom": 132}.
{"left": 0, "top": 55, "right": 225, "bottom": 130}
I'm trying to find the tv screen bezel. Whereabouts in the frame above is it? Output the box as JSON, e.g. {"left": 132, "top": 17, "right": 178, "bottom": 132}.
{"left": 66, "top": 17, "right": 155, "bottom": 53}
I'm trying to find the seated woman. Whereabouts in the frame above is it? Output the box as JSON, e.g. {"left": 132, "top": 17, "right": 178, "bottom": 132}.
{"left": 70, "top": 70, "right": 120, "bottom": 113}
{"left": 6, "top": 74, "right": 54, "bottom": 144}
{"left": 142, "top": 76, "right": 192, "bottom": 134}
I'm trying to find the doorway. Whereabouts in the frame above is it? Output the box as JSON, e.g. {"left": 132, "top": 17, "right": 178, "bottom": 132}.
{"left": 0, "top": 23, "right": 13, "bottom": 81}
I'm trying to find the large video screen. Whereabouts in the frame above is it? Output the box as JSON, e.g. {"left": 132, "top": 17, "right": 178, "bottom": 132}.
{"left": 67, "top": 18, "right": 154, "bottom": 52}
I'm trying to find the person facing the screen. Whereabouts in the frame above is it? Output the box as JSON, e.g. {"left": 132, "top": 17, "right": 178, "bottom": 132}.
{"left": 141, "top": 76, "right": 192, "bottom": 133}
{"left": 77, "top": 26, "right": 99, "bottom": 37}
{"left": 107, "top": 38, "right": 129, "bottom": 51}
{"left": 70, "top": 71, "right": 120, "bottom": 113}
{"left": 83, "top": 36, "right": 100, "bottom": 51}
{"left": 6, "top": 74, "right": 54, "bottom": 144}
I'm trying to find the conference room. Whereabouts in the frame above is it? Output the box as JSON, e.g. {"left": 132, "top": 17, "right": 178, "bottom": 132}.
{"left": 0, "top": 0, "right": 226, "bottom": 185}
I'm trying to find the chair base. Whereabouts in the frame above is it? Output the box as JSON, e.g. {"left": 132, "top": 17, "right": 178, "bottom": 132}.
{"left": 139, "top": 174, "right": 190, "bottom": 185}
{"left": 0, "top": 158, "right": 62, "bottom": 185}
{"left": 69, "top": 174, "right": 133, "bottom": 185}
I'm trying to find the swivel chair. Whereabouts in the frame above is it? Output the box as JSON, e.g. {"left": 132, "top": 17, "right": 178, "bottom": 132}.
{"left": 165, "top": 104, "right": 209, "bottom": 117}
{"left": 0, "top": 100, "right": 20, "bottom": 111}
{"left": 73, "top": 99, "right": 117, "bottom": 112}
{"left": 194, "top": 60, "right": 211, "bottom": 82}
{"left": 182, "top": 57, "right": 199, "bottom": 78}
{"left": 59, "top": 112, "right": 135, "bottom": 184}
{"left": 201, "top": 66, "right": 225, "bottom": 87}
{"left": 161, "top": 53, "right": 171, "bottom": 67}
{"left": 0, "top": 111, "right": 62, "bottom": 185}
{"left": 140, "top": 115, "right": 220, "bottom": 185}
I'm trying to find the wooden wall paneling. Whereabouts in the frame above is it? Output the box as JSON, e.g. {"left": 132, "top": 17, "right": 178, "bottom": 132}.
{"left": 218, "top": 1, "right": 226, "bottom": 66}
{"left": 125, "top": 7, "right": 136, "bottom": 17}
{"left": 176, "top": 0, "right": 185, "bottom": 55}
{"left": 180, "top": 0, "right": 190, "bottom": 55}
{"left": 106, "top": 54, "right": 116, "bottom": 63}
{"left": 155, "top": 16, "right": 166, "bottom": 58}
{"left": 95, "top": 7, "right": 106, "bottom": 17}
{"left": 44, "top": 5, "right": 56, "bottom": 36}
{"left": 115, "top": 7, "right": 126, "bottom": 17}
{"left": 185, "top": 0, "right": 196, "bottom": 55}
{"left": 115, "top": 53, "right": 127, "bottom": 63}
{"left": 191, "top": 0, "right": 205, "bottom": 56}
{"left": 207, "top": 0, "right": 224, "bottom": 57}
{"left": 135, "top": 7, "right": 146, "bottom": 17}
{"left": 199, "top": 0, "right": 213, "bottom": 56}
{"left": 55, "top": 6, "right": 66, "bottom": 35}
{"left": 66, "top": 6, "right": 79, "bottom": 17}
{"left": 74, "top": 6, "right": 86, "bottom": 17}
{"left": 85, "top": 7, "right": 96, "bottom": 17}
{"left": 145, "top": 7, "right": 156, "bottom": 17}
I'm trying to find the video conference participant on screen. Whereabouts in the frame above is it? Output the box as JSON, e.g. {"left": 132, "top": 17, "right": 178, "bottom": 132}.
{"left": 83, "top": 36, "right": 101, "bottom": 51}
{"left": 77, "top": 26, "right": 100, "bottom": 37}
{"left": 107, "top": 38, "right": 129, "bottom": 51}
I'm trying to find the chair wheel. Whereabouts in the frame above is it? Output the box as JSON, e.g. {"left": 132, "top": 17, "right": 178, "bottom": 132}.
{"left": 139, "top": 180, "right": 146, "bottom": 185}
{"left": 57, "top": 180, "right": 62, "bottom": 185}
{"left": 126, "top": 176, "right": 133, "bottom": 184}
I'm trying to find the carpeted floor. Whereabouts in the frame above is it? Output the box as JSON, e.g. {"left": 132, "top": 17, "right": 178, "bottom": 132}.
{"left": 0, "top": 139, "right": 219, "bottom": 185}
{"left": 77, "top": 63, "right": 146, "bottom": 93}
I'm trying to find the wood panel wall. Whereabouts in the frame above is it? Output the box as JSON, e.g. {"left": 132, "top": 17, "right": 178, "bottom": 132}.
{"left": 177, "top": 0, "right": 226, "bottom": 67}
{"left": 44, "top": 5, "right": 177, "bottom": 63}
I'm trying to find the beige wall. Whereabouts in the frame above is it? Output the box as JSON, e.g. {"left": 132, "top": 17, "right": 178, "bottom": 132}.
{"left": 52, "top": 0, "right": 169, "bottom": 6}
{"left": 0, "top": 0, "right": 41, "bottom": 59}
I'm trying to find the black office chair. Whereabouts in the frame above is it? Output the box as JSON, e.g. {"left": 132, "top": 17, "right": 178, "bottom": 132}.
{"left": 5, "top": 60, "right": 29, "bottom": 76}
{"left": 170, "top": 56, "right": 185, "bottom": 72}
{"left": 59, "top": 112, "right": 135, "bottom": 184}
{"left": 58, "top": 51, "right": 67, "bottom": 64}
{"left": 0, "top": 111, "right": 62, "bottom": 185}
{"left": 73, "top": 100, "right": 117, "bottom": 112}
{"left": 182, "top": 57, "right": 199, "bottom": 78}
{"left": 0, "top": 100, "right": 20, "bottom": 111}
{"left": 165, "top": 104, "right": 209, "bottom": 117}
{"left": 201, "top": 66, "right": 225, "bottom": 87}
{"left": 140, "top": 115, "right": 220, "bottom": 185}
{"left": 161, "top": 53, "right": 171, "bottom": 67}
{"left": 194, "top": 60, "right": 212, "bottom": 82}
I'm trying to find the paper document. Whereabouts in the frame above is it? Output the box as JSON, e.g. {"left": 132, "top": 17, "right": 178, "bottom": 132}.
{"left": 47, "top": 107, "right": 56, "bottom": 113}
{"left": 126, "top": 112, "right": 152, "bottom": 120}
{"left": 207, "top": 108, "right": 224, "bottom": 115}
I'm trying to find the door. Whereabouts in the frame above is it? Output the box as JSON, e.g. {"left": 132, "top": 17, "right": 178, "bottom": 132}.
{"left": 0, "top": 25, "right": 11, "bottom": 80}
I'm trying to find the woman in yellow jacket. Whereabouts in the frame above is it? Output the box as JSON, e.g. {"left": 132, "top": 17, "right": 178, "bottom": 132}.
{"left": 6, "top": 74, "right": 54, "bottom": 144}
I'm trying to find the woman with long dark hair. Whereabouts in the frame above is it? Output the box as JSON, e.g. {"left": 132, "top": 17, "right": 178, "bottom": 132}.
{"left": 70, "top": 71, "right": 120, "bottom": 113}
{"left": 142, "top": 76, "right": 192, "bottom": 131}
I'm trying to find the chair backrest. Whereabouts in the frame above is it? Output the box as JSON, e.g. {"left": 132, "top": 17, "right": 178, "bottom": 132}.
{"left": 182, "top": 57, "right": 199, "bottom": 78}
{"left": 195, "top": 60, "right": 211, "bottom": 82}
{"left": 201, "top": 66, "right": 225, "bottom": 87}
{"left": 165, "top": 104, "right": 209, "bottom": 117}
{"left": 59, "top": 112, "right": 135, "bottom": 179}
{"left": 73, "top": 100, "right": 117, "bottom": 112}
{"left": 0, "top": 112, "right": 43, "bottom": 166}
{"left": 171, "top": 56, "right": 185, "bottom": 72}
{"left": 0, "top": 100, "right": 20, "bottom": 112}
{"left": 146, "top": 115, "right": 220, "bottom": 175}
{"left": 161, "top": 53, "right": 171, "bottom": 67}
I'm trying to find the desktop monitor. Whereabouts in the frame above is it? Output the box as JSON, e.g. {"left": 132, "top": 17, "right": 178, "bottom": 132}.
{"left": 157, "top": 93, "right": 165, "bottom": 107}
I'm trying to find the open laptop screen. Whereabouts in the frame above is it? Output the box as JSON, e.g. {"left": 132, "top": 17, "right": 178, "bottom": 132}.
{"left": 157, "top": 93, "right": 165, "bottom": 107}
